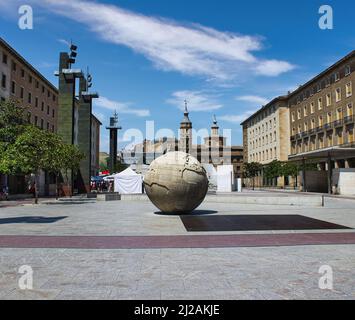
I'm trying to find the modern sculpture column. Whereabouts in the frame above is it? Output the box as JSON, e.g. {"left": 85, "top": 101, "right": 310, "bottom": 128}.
{"left": 106, "top": 112, "right": 122, "bottom": 174}
{"left": 77, "top": 71, "right": 99, "bottom": 193}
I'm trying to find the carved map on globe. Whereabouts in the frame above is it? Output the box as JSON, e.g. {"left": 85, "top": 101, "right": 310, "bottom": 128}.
{"left": 144, "top": 152, "right": 209, "bottom": 214}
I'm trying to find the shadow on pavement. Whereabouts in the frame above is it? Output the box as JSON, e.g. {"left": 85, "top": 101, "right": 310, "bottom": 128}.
{"left": 0, "top": 216, "right": 67, "bottom": 225}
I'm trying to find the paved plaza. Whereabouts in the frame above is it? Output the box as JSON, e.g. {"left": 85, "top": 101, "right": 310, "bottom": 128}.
{"left": 0, "top": 193, "right": 354, "bottom": 300}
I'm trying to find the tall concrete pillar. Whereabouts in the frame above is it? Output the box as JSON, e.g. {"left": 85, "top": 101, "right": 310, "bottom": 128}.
{"left": 77, "top": 76, "right": 99, "bottom": 193}
{"left": 57, "top": 53, "right": 77, "bottom": 196}
{"left": 106, "top": 112, "right": 122, "bottom": 173}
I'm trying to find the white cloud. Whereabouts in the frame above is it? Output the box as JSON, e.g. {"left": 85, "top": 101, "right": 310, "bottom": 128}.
{"left": 95, "top": 96, "right": 150, "bottom": 117}
{"left": 236, "top": 95, "right": 269, "bottom": 105}
{"left": 167, "top": 91, "right": 223, "bottom": 112}
{"left": 23, "top": 0, "right": 295, "bottom": 81}
{"left": 219, "top": 109, "right": 258, "bottom": 124}
{"left": 254, "top": 60, "right": 295, "bottom": 76}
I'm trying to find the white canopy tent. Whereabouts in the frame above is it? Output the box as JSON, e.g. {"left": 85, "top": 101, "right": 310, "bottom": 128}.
{"left": 114, "top": 167, "right": 143, "bottom": 194}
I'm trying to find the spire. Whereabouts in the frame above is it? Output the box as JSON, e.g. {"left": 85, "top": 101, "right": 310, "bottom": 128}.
{"left": 212, "top": 114, "right": 219, "bottom": 128}
{"left": 181, "top": 99, "right": 191, "bottom": 125}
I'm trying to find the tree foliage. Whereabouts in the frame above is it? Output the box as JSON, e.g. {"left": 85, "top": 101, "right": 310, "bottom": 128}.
{"left": 0, "top": 100, "right": 84, "bottom": 201}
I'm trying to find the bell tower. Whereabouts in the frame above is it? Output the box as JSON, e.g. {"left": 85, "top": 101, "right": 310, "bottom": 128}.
{"left": 179, "top": 100, "right": 192, "bottom": 154}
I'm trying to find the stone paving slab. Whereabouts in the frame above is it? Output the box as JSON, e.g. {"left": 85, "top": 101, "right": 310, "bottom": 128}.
{"left": 0, "top": 198, "right": 354, "bottom": 236}
{"left": 0, "top": 246, "right": 354, "bottom": 300}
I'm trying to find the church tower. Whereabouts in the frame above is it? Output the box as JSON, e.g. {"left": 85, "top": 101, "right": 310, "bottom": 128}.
{"left": 179, "top": 100, "right": 192, "bottom": 154}
{"left": 211, "top": 114, "right": 219, "bottom": 138}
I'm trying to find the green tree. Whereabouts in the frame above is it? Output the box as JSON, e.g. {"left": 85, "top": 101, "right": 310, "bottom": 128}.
{"left": 243, "top": 162, "right": 262, "bottom": 190}
{"left": 264, "top": 160, "right": 283, "bottom": 186}
{"left": 0, "top": 100, "right": 28, "bottom": 146}
{"left": 57, "top": 143, "right": 84, "bottom": 198}
{"left": 281, "top": 162, "right": 300, "bottom": 189}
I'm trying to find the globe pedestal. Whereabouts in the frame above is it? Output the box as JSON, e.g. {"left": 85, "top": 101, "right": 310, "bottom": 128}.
{"left": 144, "top": 152, "right": 208, "bottom": 214}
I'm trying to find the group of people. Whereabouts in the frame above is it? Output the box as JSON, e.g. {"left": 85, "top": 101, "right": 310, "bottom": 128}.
{"left": 0, "top": 185, "right": 9, "bottom": 201}
{"left": 90, "top": 180, "right": 114, "bottom": 193}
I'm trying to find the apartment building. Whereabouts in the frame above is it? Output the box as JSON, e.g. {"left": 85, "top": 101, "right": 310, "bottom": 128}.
{"left": 241, "top": 50, "right": 355, "bottom": 194}
{"left": 1, "top": 37, "right": 59, "bottom": 195}
{"left": 241, "top": 96, "right": 290, "bottom": 164}
{"left": 289, "top": 51, "right": 354, "bottom": 158}
{"left": 1, "top": 37, "right": 58, "bottom": 132}
{"left": 288, "top": 50, "right": 355, "bottom": 194}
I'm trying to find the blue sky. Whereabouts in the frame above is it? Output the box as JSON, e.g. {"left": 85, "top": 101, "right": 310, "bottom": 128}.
{"left": 0, "top": 0, "right": 354, "bottom": 152}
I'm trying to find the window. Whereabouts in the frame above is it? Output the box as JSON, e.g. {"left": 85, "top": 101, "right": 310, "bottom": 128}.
{"left": 337, "top": 108, "right": 343, "bottom": 120}
{"left": 347, "top": 103, "right": 353, "bottom": 117}
{"left": 335, "top": 88, "right": 341, "bottom": 102}
{"left": 326, "top": 93, "right": 331, "bottom": 106}
{"left": 40, "top": 119, "right": 44, "bottom": 130}
{"left": 34, "top": 116, "right": 38, "bottom": 126}
{"left": 325, "top": 77, "right": 330, "bottom": 87}
{"left": 2, "top": 53, "right": 7, "bottom": 64}
{"left": 319, "top": 115, "right": 323, "bottom": 126}
{"left": 20, "top": 87, "right": 24, "bottom": 99}
{"left": 346, "top": 82, "right": 352, "bottom": 97}
{"left": 327, "top": 112, "right": 332, "bottom": 124}
{"left": 297, "top": 109, "right": 301, "bottom": 120}
{"left": 310, "top": 102, "right": 315, "bottom": 114}
{"left": 52, "top": 109, "right": 55, "bottom": 118}
{"left": 41, "top": 102, "right": 44, "bottom": 111}
{"left": 311, "top": 118, "right": 315, "bottom": 129}
{"left": 318, "top": 97, "right": 323, "bottom": 110}
{"left": 291, "top": 112, "right": 295, "bottom": 122}
{"left": 52, "top": 125, "right": 55, "bottom": 133}
{"left": 304, "top": 122, "right": 308, "bottom": 132}
{"left": 28, "top": 92, "right": 32, "bottom": 104}
{"left": 335, "top": 72, "right": 340, "bottom": 82}
{"left": 317, "top": 83, "right": 321, "bottom": 92}
{"left": 53, "top": 95, "right": 56, "bottom": 102}
{"left": 1, "top": 73, "right": 6, "bottom": 88}
{"left": 47, "top": 105, "right": 50, "bottom": 115}
{"left": 11, "top": 81, "right": 15, "bottom": 94}
{"left": 27, "top": 112, "right": 31, "bottom": 123}
{"left": 35, "top": 97, "right": 38, "bottom": 108}
{"left": 320, "top": 136, "right": 325, "bottom": 148}
{"left": 298, "top": 124, "right": 302, "bottom": 134}
{"left": 349, "top": 129, "right": 354, "bottom": 143}
{"left": 12, "top": 61, "right": 16, "bottom": 71}
{"left": 328, "top": 134, "right": 333, "bottom": 147}
{"left": 304, "top": 105, "right": 308, "bottom": 117}
{"left": 21, "top": 69, "right": 25, "bottom": 78}
{"left": 47, "top": 122, "right": 50, "bottom": 131}
{"left": 338, "top": 131, "right": 343, "bottom": 145}
{"left": 345, "top": 65, "right": 351, "bottom": 76}
{"left": 36, "top": 80, "right": 39, "bottom": 89}
{"left": 29, "top": 75, "right": 32, "bottom": 84}
{"left": 42, "top": 86, "right": 45, "bottom": 94}
{"left": 47, "top": 90, "right": 50, "bottom": 98}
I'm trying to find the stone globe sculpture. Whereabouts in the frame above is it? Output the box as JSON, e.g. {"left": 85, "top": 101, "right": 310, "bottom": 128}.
{"left": 144, "top": 151, "right": 209, "bottom": 214}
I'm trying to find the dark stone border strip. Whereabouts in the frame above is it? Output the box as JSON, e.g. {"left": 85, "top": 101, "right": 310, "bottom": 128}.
{"left": 0, "top": 233, "right": 355, "bottom": 249}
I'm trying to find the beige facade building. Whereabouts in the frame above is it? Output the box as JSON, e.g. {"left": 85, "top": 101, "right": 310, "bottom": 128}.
{"left": 288, "top": 50, "right": 355, "bottom": 194}
{"left": 241, "top": 50, "right": 355, "bottom": 194}
{"left": 241, "top": 96, "right": 290, "bottom": 165}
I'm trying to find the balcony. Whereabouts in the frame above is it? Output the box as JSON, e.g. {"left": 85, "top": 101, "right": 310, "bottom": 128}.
{"left": 344, "top": 115, "right": 354, "bottom": 124}
{"left": 324, "top": 123, "right": 333, "bottom": 130}
{"left": 334, "top": 119, "right": 343, "bottom": 127}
